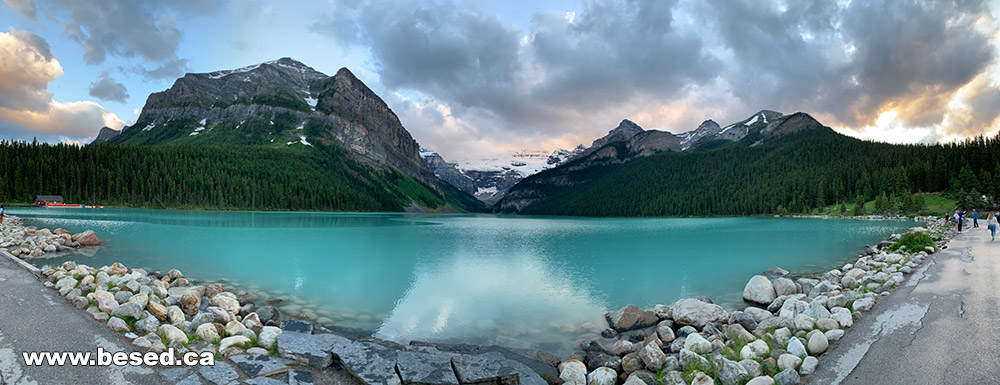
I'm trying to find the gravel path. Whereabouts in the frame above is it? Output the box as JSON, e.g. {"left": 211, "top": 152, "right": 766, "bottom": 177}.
{"left": 808, "top": 227, "right": 1000, "bottom": 384}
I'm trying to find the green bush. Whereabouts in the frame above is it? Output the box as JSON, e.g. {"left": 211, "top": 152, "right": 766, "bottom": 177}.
{"left": 887, "top": 232, "right": 935, "bottom": 252}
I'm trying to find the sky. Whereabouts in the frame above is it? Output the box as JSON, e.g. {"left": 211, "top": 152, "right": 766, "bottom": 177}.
{"left": 1, "top": 0, "right": 999, "bottom": 161}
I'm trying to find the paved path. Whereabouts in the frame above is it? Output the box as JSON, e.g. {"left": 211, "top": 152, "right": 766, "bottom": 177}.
{"left": 0, "top": 252, "right": 163, "bottom": 384}
{"left": 809, "top": 227, "right": 1000, "bottom": 384}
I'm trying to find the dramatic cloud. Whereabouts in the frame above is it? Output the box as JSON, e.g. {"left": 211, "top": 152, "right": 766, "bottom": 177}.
{"left": 2, "top": 0, "right": 37, "bottom": 19}
{"left": 313, "top": 0, "right": 1000, "bottom": 159}
{"left": 88, "top": 72, "right": 129, "bottom": 103}
{"left": 0, "top": 29, "right": 122, "bottom": 142}
{"left": 0, "top": 28, "right": 61, "bottom": 112}
{"left": 35, "top": 0, "right": 217, "bottom": 79}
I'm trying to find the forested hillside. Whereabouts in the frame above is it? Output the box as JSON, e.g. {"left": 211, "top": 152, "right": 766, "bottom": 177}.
{"left": 507, "top": 129, "right": 1000, "bottom": 216}
{"left": 0, "top": 140, "right": 484, "bottom": 212}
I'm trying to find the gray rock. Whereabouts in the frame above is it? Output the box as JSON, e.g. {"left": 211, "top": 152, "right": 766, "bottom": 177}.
{"left": 773, "top": 368, "right": 801, "bottom": 385}
{"left": 807, "top": 332, "right": 828, "bottom": 355}
{"left": 718, "top": 359, "right": 749, "bottom": 385}
{"left": 825, "top": 329, "right": 845, "bottom": 341}
{"left": 114, "top": 290, "right": 133, "bottom": 304}
{"left": 160, "top": 368, "right": 190, "bottom": 381}
{"left": 111, "top": 302, "right": 143, "bottom": 320}
{"left": 587, "top": 367, "right": 617, "bottom": 385}
{"left": 395, "top": 351, "right": 459, "bottom": 385}
{"left": 803, "top": 302, "right": 831, "bottom": 320}
{"left": 175, "top": 373, "right": 204, "bottom": 385}
{"left": 730, "top": 311, "right": 758, "bottom": 331}
{"left": 107, "top": 317, "right": 130, "bottom": 332}
{"left": 673, "top": 298, "right": 729, "bottom": 328}
{"left": 257, "top": 305, "right": 281, "bottom": 325}
{"left": 639, "top": 342, "right": 667, "bottom": 370}
{"left": 743, "top": 275, "right": 777, "bottom": 305}
{"left": 755, "top": 316, "right": 793, "bottom": 332}
{"left": 746, "top": 377, "right": 775, "bottom": 385}
{"left": 787, "top": 338, "right": 807, "bottom": 358}
{"left": 744, "top": 307, "right": 773, "bottom": 323}
{"left": 679, "top": 348, "right": 709, "bottom": 370}
{"left": 621, "top": 353, "right": 642, "bottom": 374}
{"left": 134, "top": 316, "right": 160, "bottom": 335}
{"left": 281, "top": 319, "right": 313, "bottom": 334}
{"left": 288, "top": 369, "right": 315, "bottom": 385}
{"left": 763, "top": 267, "right": 789, "bottom": 277}
{"left": 230, "top": 354, "right": 293, "bottom": 377}
{"left": 278, "top": 331, "right": 345, "bottom": 369}
{"left": 452, "top": 352, "right": 545, "bottom": 385}
{"left": 199, "top": 361, "right": 239, "bottom": 385}
{"left": 684, "top": 333, "right": 712, "bottom": 354}
{"left": 605, "top": 304, "right": 659, "bottom": 331}
{"left": 653, "top": 304, "right": 673, "bottom": 320}
{"left": 739, "top": 359, "right": 762, "bottom": 378}
{"left": 777, "top": 354, "right": 801, "bottom": 372}
{"left": 799, "top": 356, "right": 818, "bottom": 375}
{"left": 656, "top": 321, "right": 676, "bottom": 342}
{"left": 853, "top": 297, "right": 875, "bottom": 312}
{"left": 676, "top": 325, "right": 698, "bottom": 338}
{"left": 815, "top": 318, "right": 839, "bottom": 331}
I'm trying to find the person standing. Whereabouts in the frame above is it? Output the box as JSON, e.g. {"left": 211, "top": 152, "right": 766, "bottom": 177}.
{"left": 954, "top": 211, "right": 962, "bottom": 233}
{"left": 988, "top": 210, "right": 998, "bottom": 241}
{"left": 973, "top": 209, "right": 979, "bottom": 228}
{"left": 0, "top": 205, "right": 4, "bottom": 224}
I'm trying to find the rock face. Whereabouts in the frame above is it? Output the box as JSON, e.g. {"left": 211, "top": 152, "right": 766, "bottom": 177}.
{"left": 743, "top": 275, "right": 776, "bottom": 305}
{"left": 107, "top": 57, "right": 439, "bottom": 190}
{"left": 90, "top": 126, "right": 120, "bottom": 144}
{"left": 672, "top": 298, "right": 729, "bottom": 328}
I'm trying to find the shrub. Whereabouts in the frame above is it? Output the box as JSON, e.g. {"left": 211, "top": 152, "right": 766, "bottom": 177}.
{"left": 887, "top": 232, "right": 935, "bottom": 252}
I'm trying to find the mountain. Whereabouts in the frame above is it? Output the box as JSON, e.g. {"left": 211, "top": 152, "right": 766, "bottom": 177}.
{"left": 420, "top": 147, "right": 587, "bottom": 204}
{"left": 496, "top": 111, "right": 833, "bottom": 214}
{"left": 90, "top": 127, "right": 120, "bottom": 144}
{"left": 496, "top": 119, "right": 685, "bottom": 211}
{"left": 98, "top": 58, "right": 483, "bottom": 213}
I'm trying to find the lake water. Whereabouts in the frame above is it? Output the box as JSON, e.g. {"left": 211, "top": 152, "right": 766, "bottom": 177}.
{"left": 8, "top": 208, "right": 917, "bottom": 356}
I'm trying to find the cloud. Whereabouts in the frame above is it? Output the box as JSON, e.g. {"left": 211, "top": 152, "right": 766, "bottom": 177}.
{"left": 39, "top": 0, "right": 215, "bottom": 79}
{"left": 0, "top": 28, "right": 122, "bottom": 142}
{"left": 0, "top": 28, "right": 61, "bottom": 112}
{"left": 312, "top": 0, "right": 1000, "bottom": 160}
{"left": 88, "top": 71, "right": 129, "bottom": 103}
{"left": 3, "top": 0, "right": 37, "bottom": 19}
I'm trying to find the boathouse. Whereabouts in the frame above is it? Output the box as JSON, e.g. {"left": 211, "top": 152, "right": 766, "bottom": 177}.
{"left": 34, "top": 195, "right": 65, "bottom": 206}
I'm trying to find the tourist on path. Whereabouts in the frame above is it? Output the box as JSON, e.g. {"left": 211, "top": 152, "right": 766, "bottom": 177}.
{"left": 955, "top": 211, "right": 962, "bottom": 233}
{"left": 0, "top": 205, "right": 4, "bottom": 224}
{"left": 988, "top": 210, "right": 998, "bottom": 241}
{"left": 973, "top": 209, "right": 979, "bottom": 228}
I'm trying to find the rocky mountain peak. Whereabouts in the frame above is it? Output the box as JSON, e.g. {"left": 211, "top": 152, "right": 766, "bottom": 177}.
{"left": 90, "top": 126, "right": 120, "bottom": 144}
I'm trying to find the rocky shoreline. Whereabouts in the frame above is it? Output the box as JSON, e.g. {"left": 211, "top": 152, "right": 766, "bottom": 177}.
{"left": 554, "top": 216, "right": 951, "bottom": 385}
{"left": 0, "top": 214, "right": 952, "bottom": 385}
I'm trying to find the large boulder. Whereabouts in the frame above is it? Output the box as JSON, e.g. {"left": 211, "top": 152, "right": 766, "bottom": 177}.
{"left": 773, "top": 278, "right": 797, "bottom": 296}
{"left": 672, "top": 298, "right": 728, "bottom": 328}
{"left": 605, "top": 305, "right": 658, "bottom": 332}
{"left": 743, "top": 275, "right": 776, "bottom": 305}
{"left": 72, "top": 230, "right": 101, "bottom": 246}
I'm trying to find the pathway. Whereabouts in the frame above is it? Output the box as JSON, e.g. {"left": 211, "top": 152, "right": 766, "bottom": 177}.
{"left": 808, "top": 226, "right": 1000, "bottom": 384}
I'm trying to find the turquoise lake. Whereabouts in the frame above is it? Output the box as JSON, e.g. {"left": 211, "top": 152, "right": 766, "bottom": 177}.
{"left": 8, "top": 208, "right": 918, "bottom": 355}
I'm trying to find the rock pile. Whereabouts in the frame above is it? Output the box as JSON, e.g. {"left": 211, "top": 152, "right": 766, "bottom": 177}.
{"left": 41, "top": 261, "right": 282, "bottom": 358}
{"left": 557, "top": 219, "right": 952, "bottom": 385}
{"left": 0, "top": 216, "right": 100, "bottom": 258}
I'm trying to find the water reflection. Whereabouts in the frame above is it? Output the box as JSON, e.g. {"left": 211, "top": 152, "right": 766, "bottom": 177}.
{"left": 376, "top": 251, "right": 607, "bottom": 355}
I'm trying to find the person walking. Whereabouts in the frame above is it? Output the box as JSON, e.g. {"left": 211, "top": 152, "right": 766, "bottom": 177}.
{"left": 988, "top": 210, "right": 998, "bottom": 241}
{"left": 973, "top": 209, "right": 979, "bottom": 228}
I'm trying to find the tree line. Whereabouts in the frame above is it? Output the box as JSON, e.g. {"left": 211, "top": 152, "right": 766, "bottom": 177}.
{"left": 515, "top": 129, "right": 1000, "bottom": 216}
